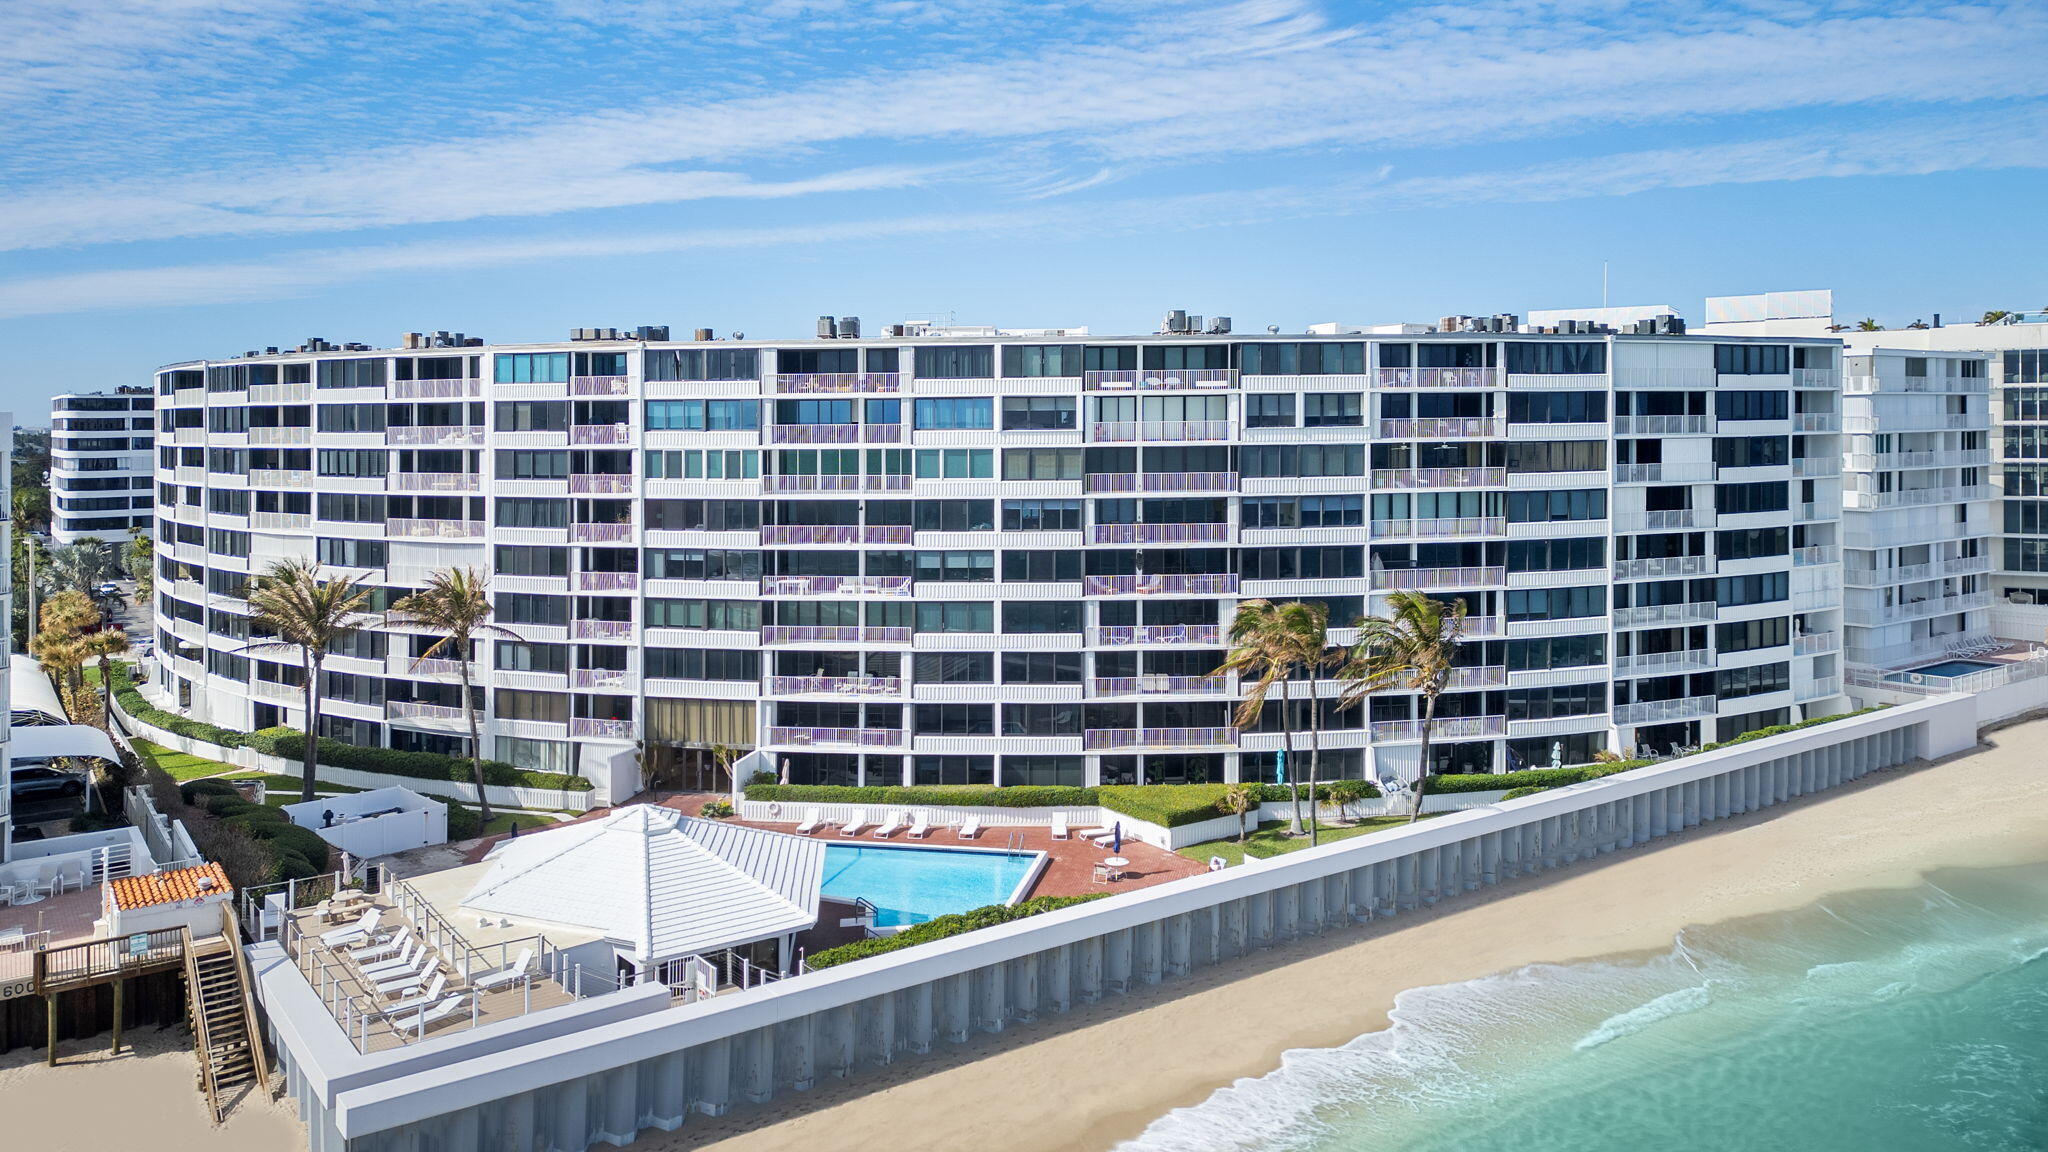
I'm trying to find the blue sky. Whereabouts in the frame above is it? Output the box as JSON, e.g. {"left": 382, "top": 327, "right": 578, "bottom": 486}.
{"left": 3, "top": 0, "right": 2047, "bottom": 416}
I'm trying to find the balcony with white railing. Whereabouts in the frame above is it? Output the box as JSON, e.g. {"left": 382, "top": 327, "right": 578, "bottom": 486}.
{"left": 1615, "top": 648, "right": 1714, "bottom": 676}
{"left": 1375, "top": 367, "right": 1497, "bottom": 388}
{"left": 1446, "top": 665, "right": 1508, "bottom": 689}
{"left": 761, "top": 524, "right": 860, "bottom": 546}
{"left": 390, "top": 377, "right": 481, "bottom": 399}
{"left": 1613, "top": 555, "right": 1715, "bottom": 580}
{"left": 765, "top": 726, "right": 904, "bottom": 748}
{"left": 386, "top": 425, "right": 485, "bottom": 447}
{"left": 1507, "top": 712, "right": 1610, "bottom": 738}
{"left": 1613, "top": 414, "right": 1714, "bottom": 436}
{"left": 574, "top": 571, "right": 639, "bottom": 592}
{"left": 1089, "top": 675, "right": 1230, "bottom": 696}
{"left": 1082, "top": 573, "right": 1238, "bottom": 596}
{"left": 1083, "top": 368, "right": 1237, "bottom": 391}
{"left": 569, "top": 717, "right": 638, "bottom": 741}
{"left": 1370, "top": 566, "right": 1505, "bottom": 590}
{"left": 1845, "top": 554, "right": 1992, "bottom": 587}
{"left": 570, "top": 375, "right": 632, "bottom": 396}
{"left": 1090, "top": 522, "right": 1230, "bottom": 545}
{"left": 863, "top": 424, "right": 905, "bottom": 443}
{"left": 568, "top": 474, "right": 635, "bottom": 495}
{"left": 1614, "top": 461, "right": 1718, "bottom": 484}
{"left": 769, "top": 423, "right": 858, "bottom": 445}
{"left": 249, "top": 469, "right": 314, "bottom": 489}
{"left": 761, "top": 575, "right": 914, "bottom": 597}
{"left": 247, "top": 426, "right": 312, "bottom": 446}
{"left": 571, "top": 668, "right": 637, "bottom": 691}
{"left": 1795, "top": 500, "right": 1841, "bottom": 521}
{"left": 249, "top": 381, "right": 315, "bottom": 403}
{"left": 570, "top": 619, "right": 636, "bottom": 641}
{"left": 390, "top": 472, "right": 480, "bottom": 493}
{"left": 1614, "top": 695, "right": 1716, "bottom": 726}
{"left": 1792, "top": 368, "right": 1836, "bottom": 389}
{"left": 1091, "top": 625, "right": 1223, "bottom": 646}
{"left": 570, "top": 423, "right": 632, "bottom": 446}
{"left": 1614, "top": 601, "right": 1718, "bottom": 627}
{"left": 1369, "top": 715, "right": 1506, "bottom": 742}
{"left": 1843, "top": 483, "right": 1994, "bottom": 511}
{"left": 387, "top": 701, "right": 467, "bottom": 729}
{"left": 1793, "top": 411, "right": 1840, "bottom": 433}
{"left": 1842, "top": 591, "right": 1994, "bottom": 628}
{"left": 1793, "top": 632, "right": 1837, "bottom": 657}
{"left": 1088, "top": 420, "right": 1234, "bottom": 443}
{"left": 1373, "top": 516, "right": 1505, "bottom": 540}
{"left": 1793, "top": 546, "right": 1839, "bottom": 567}
{"left": 761, "top": 625, "right": 913, "bottom": 645}
{"left": 1082, "top": 727, "right": 1237, "bottom": 751}
{"left": 1375, "top": 416, "right": 1504, "bottom": 438}
{"left": 863, "top": 525, "right": 915, "bottom": 545}
{"left": 249, "top": 511, "right": 312, "bottom": 531}
{"left": 775, "top": 373, "right": 901, "bottom": 394}
{"left": 1793, "top": 457, "right": 1841, "bottom": 478}
{"left": 1084, "top": 472, "right": 1237, "bottom": 494}
{"left": 386, "top": 517, "right": 485, "bottom": 539}
{"left": 769, "top": 675, "right": 904, "bottom": 697}
{"left": 1370, "top": 467, "right": 1507, "bottom": 489}
{"left": 570, "top": 521, "right": 634, "bottom": 542}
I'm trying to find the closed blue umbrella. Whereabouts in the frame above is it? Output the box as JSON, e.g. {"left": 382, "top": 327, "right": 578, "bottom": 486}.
{"left": 1112, "top": 822, "right": 1122, "bottom": 855}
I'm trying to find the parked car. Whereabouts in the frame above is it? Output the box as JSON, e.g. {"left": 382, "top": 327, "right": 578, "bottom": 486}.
{"left": 9, "top": 765, "right": 86, "bottom": 803}
{"left": 97, "top": 582, "right": 122, "bottom": 598}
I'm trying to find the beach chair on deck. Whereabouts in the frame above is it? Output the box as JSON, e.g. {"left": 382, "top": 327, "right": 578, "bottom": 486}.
{"left": 392, "top": 993, "right": 470, "bottom": 1041}
{"left": 358, "top": 940, "right": 425, "bottom": 980}
{"left": 379, "top": 973, "right": 447, "bottom": 1017}
{"left": 839, "top": 811, "right": 873, "bottom": 837}
{"left": 375, "top": 953, "right": 440, "bottom": 995}
{"left": 321, "top": 907, "right": 380, "bottom": 949}
{"left": 906, "top": 811, "right": 932, "bottom": 839}
{"left": 873, "top": 811, "right": 905, "bottom": 838}
{"left": 350, "top": 927, "right": 410, "bottom": 965}
{"left": 1051, "top": 814, "right": 1071, "bottom": 840}
{"left": 955, "top": 815, "right": 982, "bottom": 840}
{"left": 474, "top": 948, "right": 536, "bottom": 993}
{"left": 793, "top": 809, "right": 824, "bottom": 835}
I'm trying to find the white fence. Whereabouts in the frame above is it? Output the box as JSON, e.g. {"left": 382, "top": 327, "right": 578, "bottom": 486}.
{"left": 262, "top": 695, "right": 1977, "bottom": 1151}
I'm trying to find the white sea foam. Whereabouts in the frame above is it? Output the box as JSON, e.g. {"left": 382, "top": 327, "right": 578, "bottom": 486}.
{"left": 1570, "top": 984, "right": 1713, "bottom": 1052}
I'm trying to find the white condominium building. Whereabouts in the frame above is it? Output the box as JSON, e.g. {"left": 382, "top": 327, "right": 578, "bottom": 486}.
{"left": 151, "top": 325, "right": 1847, "bottom": 796}
{"left": 1839, "top": 350, "right": 1997, "bottom": 670}
{"left": 50, "top": 388, "right": 156, "bottom": 544}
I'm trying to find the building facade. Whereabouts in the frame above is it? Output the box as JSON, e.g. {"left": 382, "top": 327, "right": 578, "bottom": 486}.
{"left": 151, "top": 329, "right": 1848, "bottom": 794}
{"left": 50, "top": 389, "right": 156, "bottom": 544}
{"left": 1839, "top": 349, "right": 1997, "bottom": 670}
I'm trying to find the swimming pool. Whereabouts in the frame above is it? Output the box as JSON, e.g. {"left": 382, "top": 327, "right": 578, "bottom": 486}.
{"left": 821, "top": 843, "right": 1044, "bottom": 928}
{"left": 1886, "top": 658, "right": 1997, "bottom": 681}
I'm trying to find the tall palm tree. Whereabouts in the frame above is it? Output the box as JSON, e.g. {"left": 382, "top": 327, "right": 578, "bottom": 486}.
{"left": 1855, "top": 318, "right": 1883, "bottom": 332}
{"left": 1216, "top": 598, "right": 1331, "bottom": 841}
{"left": 1980, "top": 310, "right": 2011, "bottom": 326}
{"left": 243, "top": 558, "right": 373, "bottom": 804}
{"left": 1340, "top": 590, "right": 1467, "bottom": 823}
{"left": 388, "top": 568, "right": 521, "bottom": 824}
{"left": 43, "top": 538, "right": 116, "bottom": 596}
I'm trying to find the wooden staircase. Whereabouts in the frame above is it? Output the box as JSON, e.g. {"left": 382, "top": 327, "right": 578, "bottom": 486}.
{"left": 182, "top": 907, "right": 270, "bottom": 1123}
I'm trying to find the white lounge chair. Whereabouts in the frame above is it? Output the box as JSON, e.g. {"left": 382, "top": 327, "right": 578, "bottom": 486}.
{"left": 794, "top": 809, "right": 824, "bottom": 835}
{"left": 350, "top": 927, "right": 410, "bottom": 965}
{"left": 379, "top": 973, "right": 447, "bottom": 1017}
{"left": 474, "top": 948, "right": 535, "bottom": 992}
{"left": 839, "top": 811, "right": 873, "bottom": 837}
{"left": 955, "top": 815, "right": 982, "bottom": 840}
{"left": 358, "top": 940, "right": 426, "bottom": 980}
{"left": 906, "top": 811, "right": 932, "bottom": 839}
{"left": 873, "top": 811, "right": 905, "bottom": 838}
{"left": 375, "top": 953, "right": 439, "bottom": 995}
{"left": 1051, "top": 814, "right": 1070, "bottom": 840}
{"left": 321, "top": 908, "right": 380, "bottom": 948}
{"left": 392, "top": 993, "right": 470, "bottom": 1040}
{"left": 1083, "top": 827, "right": 1118, "bottom": 846}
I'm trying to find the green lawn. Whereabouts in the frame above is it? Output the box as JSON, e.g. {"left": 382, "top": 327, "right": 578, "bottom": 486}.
{"left": 480, "top": 812, "right": 556, "bottom": 835}
{"left": 1178, "top": 815, "right": 1438, "bottom": 867}
{"left": 131, "top": 737, "right": 237, "bottom": 781}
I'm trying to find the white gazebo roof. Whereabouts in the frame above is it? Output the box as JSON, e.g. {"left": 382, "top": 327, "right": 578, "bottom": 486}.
{"left": 459, "top": 807, "right": 825, "bottom": 962}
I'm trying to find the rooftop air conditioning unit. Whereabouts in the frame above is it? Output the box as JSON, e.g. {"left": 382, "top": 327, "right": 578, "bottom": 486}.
{"left": 817, "top": 315, "right": 837, "bottom": 339}
{"left": 694, "top": 328, "right": 715, "bottom": 342}
{"left": 838, "top": 316, "right": 860, "bottom": 339}
{"left": 1208, "top": 316, "right": 1232, "bottom": 334}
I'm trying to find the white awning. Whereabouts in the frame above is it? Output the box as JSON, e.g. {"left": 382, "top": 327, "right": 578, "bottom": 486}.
{"left": 9, "top": 654, "right": 68, "bottom": 720}
{"left": 9, "top": 723, "right": 122, "bottom": 763}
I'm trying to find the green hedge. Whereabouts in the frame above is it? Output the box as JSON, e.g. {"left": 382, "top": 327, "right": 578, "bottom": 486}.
{"left": 807, "top": 894, "right": 1107, "bottom": 970}
{"left": 247, "top": 727, "right": 591, "bottom": 792}
{"left": 744, "top": 784, "right": 1097, "bottom": 809}
{"left": 178, "top": 779, "right": 330, "bottom": 881}
{"left": 1252, "top": 781, "right": 1382, "bottom": 803}
{"left": 1694, "top": 707, "right": 1887, "bottom": 754}
{"left": 106, "top": 662, "right": 249, "bottom": 748}
{"left": 1096, "top": 784, "right": 1237, "bottom": 828}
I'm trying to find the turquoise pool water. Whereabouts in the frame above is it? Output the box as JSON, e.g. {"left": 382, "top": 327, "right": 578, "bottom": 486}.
{"left": 1122, "top": 863, "right": 2048, "bottom": 1152}
{"left": 1888, "top": 658, "right": 1998, "bottom": 680}
{"left": 821, "top": 844, "right": 1038, "bottom": 927}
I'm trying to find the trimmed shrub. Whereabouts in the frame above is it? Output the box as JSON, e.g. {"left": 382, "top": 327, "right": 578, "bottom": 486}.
{"left": 247, "top": 728, "right": 592, "bottom": 792}
{"left": 744, "top": 784, "right": 1099, "bottom": 809}
{"left": 807, "top": 894, "right": 1107, "bottom": 970}
{"left": 1097, "top": 784, "right": 1236, "bottom": 828}
{"left": 699, "top": 798, "right": 734, "bottom": 818}
{"left": 1501, "top": 785, "right": 1550, "bottom": 800}
{"left": 1251, "top": 781, "right": 1381, "bottom": 803}
{"left": 106, "top": 662, "right": 250, "bottom": 747}
{"left": 1694, "top": 706, "right": 1887, "bottom": 754}
{"left": 444, "top": 800, "right": 482, "bottom": 842}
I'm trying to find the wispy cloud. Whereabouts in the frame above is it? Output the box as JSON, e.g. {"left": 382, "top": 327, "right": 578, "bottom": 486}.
{"left": 3, "top": 0, "right": 2044, "bottom": 254}
{"left": 9, "top": 111, "right": 2041, "bottom": 319}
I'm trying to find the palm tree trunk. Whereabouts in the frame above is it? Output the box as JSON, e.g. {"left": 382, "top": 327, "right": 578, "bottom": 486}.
{"left": 1409, "top": 690, "right": 1437, "bottom": 823}
{"left": 300, "top": 652, "right": 321, "bottom": 804}
{"left": 1279, "top": 676, "right": 1301, "bottom": 836}
{"left": 458, "top": 639, "right": 493, "bottom": 825}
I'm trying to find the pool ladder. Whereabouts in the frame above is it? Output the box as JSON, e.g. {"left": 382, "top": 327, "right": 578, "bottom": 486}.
{"left": 1004, "top": 830, "right": 1026, "bottom": 856}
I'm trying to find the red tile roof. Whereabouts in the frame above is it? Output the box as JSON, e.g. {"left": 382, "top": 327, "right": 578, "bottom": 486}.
{"left": 108, "top": 862, "right": 233, "bottom": 910}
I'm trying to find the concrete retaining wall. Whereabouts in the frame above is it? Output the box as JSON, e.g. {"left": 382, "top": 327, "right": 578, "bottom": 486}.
{"left": 266, "top": 695, "right": 1977, "bottom": 1152}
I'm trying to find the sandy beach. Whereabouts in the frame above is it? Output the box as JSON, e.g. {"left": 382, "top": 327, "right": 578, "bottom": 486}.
{"left": 4, "top": 717, "right": 2045, "bottom": 1152}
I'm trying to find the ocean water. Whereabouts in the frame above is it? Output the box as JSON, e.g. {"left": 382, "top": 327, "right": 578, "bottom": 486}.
{"left": 1120, "top": 864, "right": 2048, "bottom": 1152}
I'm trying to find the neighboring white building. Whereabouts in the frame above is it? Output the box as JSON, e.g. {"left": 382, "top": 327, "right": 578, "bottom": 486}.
{"left": 151, "top": 324, "right": 1848, "bottom": 794}
{"left": 50, "top": 388, "right": 154, "bottom": 544}
{"left": 1838, "top": 349, "right": 1997, "bottom": 670}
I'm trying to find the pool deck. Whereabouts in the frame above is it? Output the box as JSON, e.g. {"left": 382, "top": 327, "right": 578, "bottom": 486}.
{"left": 463, "top": 796, "right": 1207, "bottom": 899}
